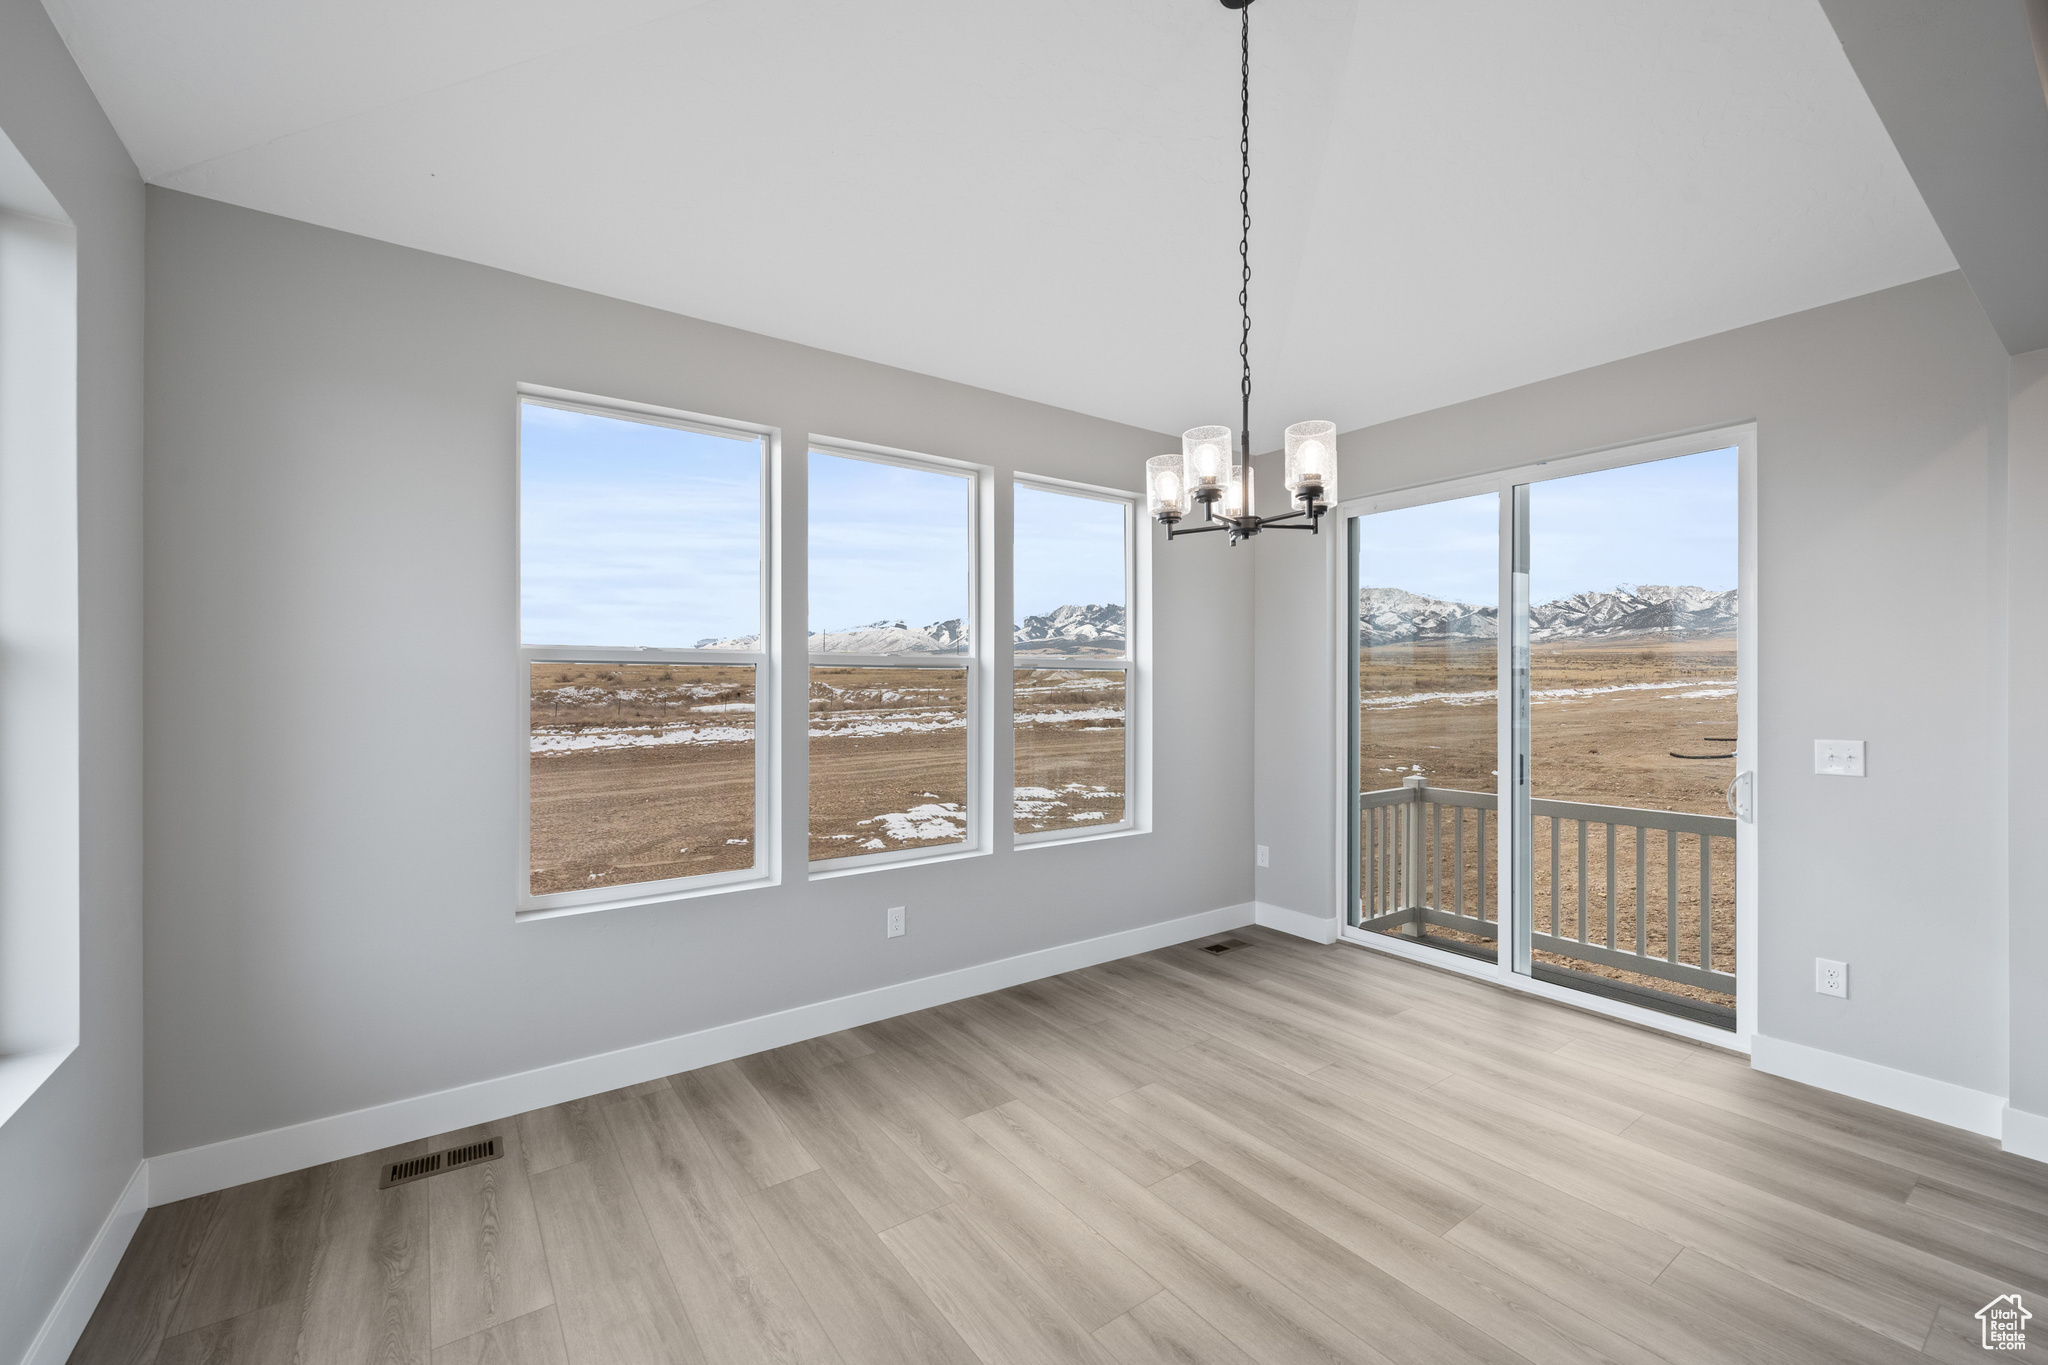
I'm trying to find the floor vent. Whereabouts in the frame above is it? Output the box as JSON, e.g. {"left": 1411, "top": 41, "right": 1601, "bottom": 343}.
{"left": 379, "top": 1136, "right": 501, "bottom": 1189}
{"left": 1202, "top": 938, "right": 1252, "bottom": 954}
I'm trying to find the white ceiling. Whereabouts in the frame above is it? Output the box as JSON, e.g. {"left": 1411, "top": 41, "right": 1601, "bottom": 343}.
{"left": 45, "top": 0, "right": 1955, "bottom": 437}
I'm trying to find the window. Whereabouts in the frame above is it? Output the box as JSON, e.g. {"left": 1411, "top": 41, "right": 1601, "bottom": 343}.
{"left": 1012, "top": 480, "right": 1134, "bottom": 841}
{"left": 518, "top": 391, "right": 770, "bottom": 912}
{"left": 0, "top": 132, "right": 83, "bottom": 1121}
{"left": 808, "top": 445, "right": 978, "bottom": 868}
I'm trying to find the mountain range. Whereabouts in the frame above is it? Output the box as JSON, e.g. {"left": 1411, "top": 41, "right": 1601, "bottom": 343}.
{"left": 1360, "top": 584, "right": 1736, "bottom": 645}
{"left": 696, "top": 602, "right": 1126, "bottom": 654}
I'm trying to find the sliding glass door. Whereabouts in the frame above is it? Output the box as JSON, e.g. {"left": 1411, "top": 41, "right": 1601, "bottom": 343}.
{"left": 1348, "top": 491, "right": 1501, "bottom": 964}
{"left": 1346, "top": 433, "right": 1751, "bottom": 1034}
{"left": 1517, "top": 450, "right": 1740, "bottom": 1025}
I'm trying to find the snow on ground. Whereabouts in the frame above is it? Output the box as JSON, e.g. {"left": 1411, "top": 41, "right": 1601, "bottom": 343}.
{"left": 809, "top": 711, "right": 966, "bottom": 739}
{"left": 1013, "top": 783, "right": 1121, "bottom": 823}
{"left": 1360, "top": 678, "right": 1732, "bottom": 711}
{"left": 534, "top": 705, "right": 983, "bottom": 755}
{"left": 532, "top": 724, "right": 753, "bottom": 755}
{"left": 864, "top": 804, "right": 966, "bottom": 841}
{"left": 1014, "top": 707, "right": 1123, "bottom": 726}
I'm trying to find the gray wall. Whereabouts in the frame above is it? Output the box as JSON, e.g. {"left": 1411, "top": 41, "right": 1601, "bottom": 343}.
{"left": 142, "top": 188, "right": 1254, "bottom": 1157}
{"left": 0, "top": 0, "right": 145, "bottom": 1355}
{"left": 1251, "top": 473, "right": 1339, "bottom": 922}
{"left": 2011, "top": 345, "right": 2048, "bottom": 1118}
{"left": 1254, "top": 271, "right": 2013, "bottom": 1097}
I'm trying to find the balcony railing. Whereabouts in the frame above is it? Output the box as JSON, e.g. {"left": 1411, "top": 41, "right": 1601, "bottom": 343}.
{"left": 1359, "top": 777, "right": 1736, "bottom": 999}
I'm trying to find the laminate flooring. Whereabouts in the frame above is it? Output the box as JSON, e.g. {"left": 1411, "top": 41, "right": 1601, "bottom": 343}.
{"left": 71, "top": 928, "right": 2048, "bottom": 1363}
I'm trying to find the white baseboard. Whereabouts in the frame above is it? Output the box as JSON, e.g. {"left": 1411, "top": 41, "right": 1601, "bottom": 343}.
{"left": 2002, "top": 1105, "right": 2048, "bottom": 1165}
{"left": 21, "top": 1160, "right": 149, "bottom": 1365}
{"left": 1254, "top": 901, "right": 1338, "bottom": 944}
{"left": 1749, "top": 1034, "right": 2006, "bottom": 1138}
{"left": 146, "top": 902, "right": 1255, "bottom": 1206}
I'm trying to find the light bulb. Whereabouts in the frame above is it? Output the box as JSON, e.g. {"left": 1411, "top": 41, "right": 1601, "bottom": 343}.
{"left": 1283, "top": 420, "right": 1338, "bottom": 503}
{"left": 1155, "top": 470, "right": 1183, "bottom": 502}
{"left": 1192, "top": 443, "right": 1223, "bottom": 480}
{"left": 1220, "top": 466, "right": 1247, "bottom": 518}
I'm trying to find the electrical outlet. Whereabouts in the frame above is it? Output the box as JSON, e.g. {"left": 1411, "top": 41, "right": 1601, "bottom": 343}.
{"left": 886, "top": 905, "right": 905, "bottom": 938}
{"left": 1255, "top": 845, "right": 1270, "bottom": 868}
{"left": 1815, "top": 957, "right": 1848, "bottom": 998}
{"left": 1814, "top": 740, "right": 1865, "bottom": 777}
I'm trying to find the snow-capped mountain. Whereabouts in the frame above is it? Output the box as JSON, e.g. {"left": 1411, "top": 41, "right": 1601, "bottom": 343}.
{"left": 811, "top": 618, "right": 969, "bottom": 654}
{"left": 1531, "top": 584, "right": 1736, "bottom": 641}
{"left": 695, "top": 603, "right": 1125, "bottom": 653}
{"left": 1359, "top": 587, "right": 1498, "bottom": 645}
{"left": 1014, "top": 602, "right": 1125, "bottom": 654}
{"left": 1359, "top": 584, "right": 1735, "bottom": 645}
{"left": 695, "top": 618, "right": 968, "bottom": 652}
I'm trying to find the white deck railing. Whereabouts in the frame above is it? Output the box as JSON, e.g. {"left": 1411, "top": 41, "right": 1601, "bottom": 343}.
{"left": 1358, "top": 778, "right": 1736, "bottom": 996}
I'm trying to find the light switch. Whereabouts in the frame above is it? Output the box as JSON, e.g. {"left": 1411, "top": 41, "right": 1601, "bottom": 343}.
{"left": 1814, "top": 740, "right": 1864, "bottom": 777}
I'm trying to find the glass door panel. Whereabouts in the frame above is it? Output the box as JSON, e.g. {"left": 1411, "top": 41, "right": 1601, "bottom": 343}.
{"left": 1516, "top": 449, "right": 1739, "bottom": 1026}
{"left": 1349, "top": 493, "right": 1500, "bottom": 963}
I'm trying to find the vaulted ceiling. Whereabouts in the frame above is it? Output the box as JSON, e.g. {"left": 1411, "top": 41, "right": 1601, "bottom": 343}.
{"left": 43, "top": 0, "right": 1956, "bottom": 435}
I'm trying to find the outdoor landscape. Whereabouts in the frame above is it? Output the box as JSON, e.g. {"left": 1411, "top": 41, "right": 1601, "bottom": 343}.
{"left": 1359, "top": 583, "right": 1738, "bottom": 1009}
{"left": 528, "top": 662, "right": 758, "bottom": 895}
{"left": 529, "top": 606, "right": 1127, "bottom": 892}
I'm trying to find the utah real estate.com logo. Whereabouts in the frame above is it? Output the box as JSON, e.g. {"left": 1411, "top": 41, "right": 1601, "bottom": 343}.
{"left": 1980, "top": 1294, "right": 2031, "bottom": 1351}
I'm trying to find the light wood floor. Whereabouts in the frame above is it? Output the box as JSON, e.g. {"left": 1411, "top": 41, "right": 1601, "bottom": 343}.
{"left": 73, "top": 927, "right": 2048, "bottom": 1364}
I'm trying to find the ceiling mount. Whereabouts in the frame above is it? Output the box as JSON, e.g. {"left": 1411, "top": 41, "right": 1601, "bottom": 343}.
{"left": 1220, "top": 0, "right": 1254, "bottom": 10}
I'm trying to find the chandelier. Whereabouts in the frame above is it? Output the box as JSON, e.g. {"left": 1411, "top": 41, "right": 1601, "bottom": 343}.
{"left": 1147, "top": 0, "right": 1337, "bottom": 545}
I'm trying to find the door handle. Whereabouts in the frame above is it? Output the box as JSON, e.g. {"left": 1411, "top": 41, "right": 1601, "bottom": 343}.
{"left": 1725, "top": 770, "right": 1754, "bottom": 822}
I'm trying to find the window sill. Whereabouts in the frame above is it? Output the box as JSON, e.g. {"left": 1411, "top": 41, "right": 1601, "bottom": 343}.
{"left": 1013, "top": 825, "right": 1146, "bottom": 852}
{"left": 0, "top": 1045, "right": 75, "bottom": 1131}
{"left": 809, "top": 843, "right": 990, "bottom": 881}
{"left": 518, "top": 869, "right": 778, "bottom": 922}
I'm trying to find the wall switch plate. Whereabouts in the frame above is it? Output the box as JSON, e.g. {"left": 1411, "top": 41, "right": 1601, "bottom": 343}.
{"left": 1255, "top": 845, "right": 1270, "bottom": 868}
{"left": 1815, "top": 958, "right": 1848, "bottom": 998}
{"left": 1814, "top": 740, "right": 1865, "bottom": 777}
{"left": 886, "top": 906, "right": 905, "bottom": 938}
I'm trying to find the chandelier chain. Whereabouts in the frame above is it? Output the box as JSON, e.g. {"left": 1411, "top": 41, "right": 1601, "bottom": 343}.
{"left": 1238, "top": 3, "right": 1251, "bottom": 464}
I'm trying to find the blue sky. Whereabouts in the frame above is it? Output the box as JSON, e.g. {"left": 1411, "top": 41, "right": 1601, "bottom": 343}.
{"left": 1357, "top": 447, "right": 1737, "bottom": 607}
{"left": 521, "top": 403, "right": 761, "bottom": 647}
{"left": 1015, "top": 485, "right": 1125, "bottom": 621}
{"left": 809, "top": 452, "right": 970, "bottom": 632}
{"left": 1358, "top": 491, "right": 1501, "bottom": 607}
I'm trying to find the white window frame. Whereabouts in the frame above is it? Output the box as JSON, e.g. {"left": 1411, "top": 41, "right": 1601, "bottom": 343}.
{"left": 807, "top": 438, "right": 991, "bottom": 877}
{"left": 515, "top": 384, "right": 777, "bottom": 920}
{"left": 1010, "top": 474, "right": 1139, "bottom": 847}
{"left": 0, "top": 135, "right": 82, "bottom": 1127}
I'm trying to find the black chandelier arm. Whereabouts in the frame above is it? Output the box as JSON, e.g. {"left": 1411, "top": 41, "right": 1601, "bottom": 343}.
{"left": 1165, "top": 521, "right": 1227, "bottom": 539}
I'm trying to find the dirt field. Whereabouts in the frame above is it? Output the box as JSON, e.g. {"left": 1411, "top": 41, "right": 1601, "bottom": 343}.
{"left": 1358, "top": 635, "right": 1737, "bottom": 1009}
{"left": 529, "top": 663, "right": 758, "bottom": 896}
{"left": 807, "top": 667, "right": 969, "bottom": 862}
{"left": 1013, "top": 669, "right": 1125, "bottom": 835}
{"left": 529, "top": 662, "right": 1126, "bottom": 893}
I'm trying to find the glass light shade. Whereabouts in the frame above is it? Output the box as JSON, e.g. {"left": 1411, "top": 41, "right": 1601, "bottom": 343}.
{"left": 1182, "top": 425, "right": 1233, "bottom": 491}
{"left": 1145, "top": 453, "right": 1190, "bottom": 520}
{"left": 1284, "top": 420, "right": 1338, "bottom": 506}
{"left": 1218, "top": 464, "right": 1249, "bottom": 520}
